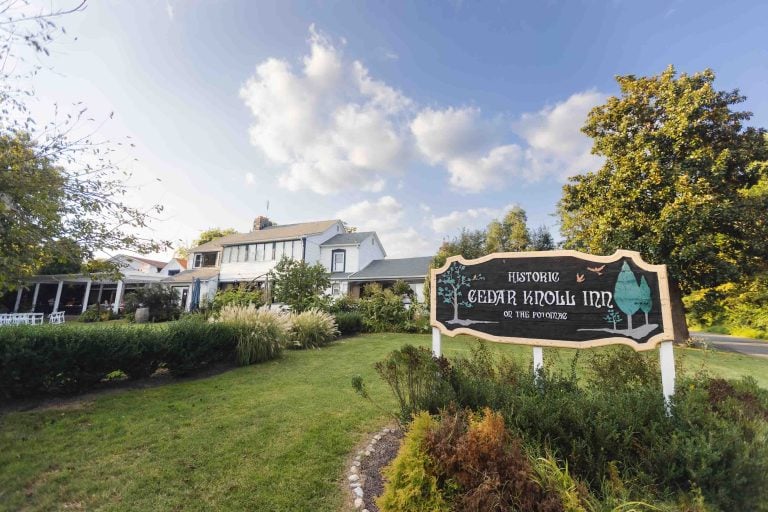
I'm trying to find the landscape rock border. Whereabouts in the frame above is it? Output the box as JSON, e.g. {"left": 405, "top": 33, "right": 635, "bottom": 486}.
{"left": 347, "top": 424, "right": 402, "bottom": 511}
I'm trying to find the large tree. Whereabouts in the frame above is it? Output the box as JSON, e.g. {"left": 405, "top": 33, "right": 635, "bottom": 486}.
{"left": 559, "top": 66, "right": 768, "bottom": 293}
{"left": 0, "top": 1, "right": 168, "bottom": 292}
{"left": 485, "top": 206, "right": 531, "bottom": 253}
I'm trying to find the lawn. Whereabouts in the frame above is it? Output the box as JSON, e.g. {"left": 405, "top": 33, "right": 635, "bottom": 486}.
{"left": 1, "top": 333, "right": 767, "bottom": 511}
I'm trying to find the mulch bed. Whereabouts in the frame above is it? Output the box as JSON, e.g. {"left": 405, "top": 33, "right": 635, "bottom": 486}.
{"left": 0, "top": 362, "right": 237, "bottom": 415}
{"left": 359, "top": 426, "right": 404, "bottom": 512}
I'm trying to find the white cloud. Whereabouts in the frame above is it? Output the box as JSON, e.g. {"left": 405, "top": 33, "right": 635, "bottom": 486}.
{"left": 241, "top": 25, "right": 605, "bottom": 195}
{"left": 335, "top": 196, "right": 438, "bottom": 257}
{"left": 515, "top": 90, "right": 606, "bottom": 180}
{"left": 411, "top": 107, "right": 525, "bottom": 192}
{"left": 379, "top": 228, "right": 438, "bottom": 258}
{"left": 165, "top": 2, "right": 174, "bottom": 20}
{"left": 240, "top": 25, "right": 413, "bottom": 194}
{"left": 335, "top": 195, "right": 404, "bottom": 232}
{"left": 430, "top": 204, "right": 514, "bottom": 233}
{"left": 244, "top": 172, "right": 255, "bottom": 185}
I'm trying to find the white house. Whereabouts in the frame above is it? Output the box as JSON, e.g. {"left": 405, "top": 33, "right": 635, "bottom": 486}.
{"left": 164, "top": 216, "right": 431, "bottom": 310}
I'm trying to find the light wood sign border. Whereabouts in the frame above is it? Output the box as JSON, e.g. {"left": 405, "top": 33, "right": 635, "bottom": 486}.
{"left": 430, "top": 249, "right": 676, "bottom": 352}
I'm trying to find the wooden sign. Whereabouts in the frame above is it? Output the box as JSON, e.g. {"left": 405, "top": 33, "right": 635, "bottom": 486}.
{"left": 430, "top": 250, "right": 676, "bottom": 351}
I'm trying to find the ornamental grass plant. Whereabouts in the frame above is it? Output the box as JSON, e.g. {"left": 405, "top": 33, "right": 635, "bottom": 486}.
{"left": 288, "top": 308, "right": 339, "bottom": 349}
{"left": 216, "top": 304, "right": 288, "bottom": 365}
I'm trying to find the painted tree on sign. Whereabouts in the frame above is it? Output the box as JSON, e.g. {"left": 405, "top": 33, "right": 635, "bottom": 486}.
{"left": 604, "top": 308, "right": 622, "bottom": 330}
{"left": 437, "top": 263, "right": 473, "bottom": 322}
{"left": 638, "top": 276, "right": 652, "bottom": 325}
{"left": 614, "top": 262, "right": 642, "bottom": 330}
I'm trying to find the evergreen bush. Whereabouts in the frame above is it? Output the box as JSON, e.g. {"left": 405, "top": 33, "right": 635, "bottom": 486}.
{"left": 334, "top": 311, "right": 363, "bottom": 335}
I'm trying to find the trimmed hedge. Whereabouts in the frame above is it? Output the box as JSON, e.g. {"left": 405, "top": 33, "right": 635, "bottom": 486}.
{"left": 334, "top": 311, "right": 363, "bottom": 335}
{"left": 0, "top": 318, "right": 262, "bottom": 400}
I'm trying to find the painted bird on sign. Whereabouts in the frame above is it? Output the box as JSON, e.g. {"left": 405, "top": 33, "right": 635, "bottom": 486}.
{"left": 576, "top": 273, "right": 585, "bottom": 283}
{"left": 587, "top": 265, "right": 605, "bottom": 276}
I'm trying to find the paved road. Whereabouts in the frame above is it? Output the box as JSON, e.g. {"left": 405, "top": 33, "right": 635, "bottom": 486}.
{"left": 690, "top": 331, "right": 768, "bottom": 359}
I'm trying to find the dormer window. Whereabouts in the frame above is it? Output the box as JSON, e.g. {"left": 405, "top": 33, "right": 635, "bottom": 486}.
{"left": 193, "top": 252, "right": 218, "bottom": 268}
{"left": 332, "top": 249, "right": 346, "bottom": 272}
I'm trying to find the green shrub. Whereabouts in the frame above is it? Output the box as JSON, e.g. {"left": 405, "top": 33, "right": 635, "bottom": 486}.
{"left": 334, "top": 311, "right": 363, "bottom": 335}
{"left": 123, "top": 284, "right": 181, "bottom": 322}
{"left": 78, "top": 304, "right": 118, "bottom": 323}
{"left": 0, "top": 323, "right": 165, "bottom": 397}
{"left": 391, "top": 279, "right": 415, "bottom": 298}
{"left": 368, "top": 342, "right": 768, "bottom": 511}
{"left": 0, "top": 318, "right": 264, "bottom": 398}
{"left": 375, "top": 345, "right": 454, "bottom": 422}
{"left": 359, "top": 285, "right": 410, "bottom": 332}
{"left": 288, "top": 308, "right": 338, "bottom": 349}
{"left": 216, "top": 304, "right": 287, "bottom": 366}
{"left": 162, "top": 317, "right": 239, "bottom": 376}
{"left": 210, "top": 285, "right": 264, "bottom": 313}
{"left": 377, "top": 412, "right": 450, "bottom": 512}
{"left": 328, "top": 294, "right": 359, "bottom": 313}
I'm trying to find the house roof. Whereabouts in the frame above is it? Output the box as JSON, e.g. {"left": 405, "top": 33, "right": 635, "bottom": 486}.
{"left": 349, "top": 257, "right": 433, "bottom": 281}
{"left": 111, "top": 254, "right": 168, "bottom": 269}
{"left": 162, "top": 267, "right": 220, "bottom": 284}
{"left": 189, "top": 220, "right": 341, "bottom": 253}
{"left": 321, "top": 232, "right": 374, "bottom": 246}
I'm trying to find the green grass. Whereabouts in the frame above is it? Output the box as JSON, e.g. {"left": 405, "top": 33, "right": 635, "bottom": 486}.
{"left": 1, "top": 333, "right": 767, "bottom": 511}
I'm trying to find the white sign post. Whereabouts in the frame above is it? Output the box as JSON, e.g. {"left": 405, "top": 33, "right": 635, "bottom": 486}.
{"left": 659, "top": 341, "right": 676, "bottom": 411}
{"left": 432, "top": 327, "right": 442, "bottom": 357}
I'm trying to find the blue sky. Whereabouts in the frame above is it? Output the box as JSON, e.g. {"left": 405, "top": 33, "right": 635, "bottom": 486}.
{"left": 24, "top": 0, "right": 768, "bottom": 259}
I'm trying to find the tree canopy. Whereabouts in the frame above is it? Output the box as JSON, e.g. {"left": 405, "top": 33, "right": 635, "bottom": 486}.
{"left": 559, "top": 66, "right": 768, "bottom": 293}
{"left": 269, "top": 257, "right": 330, "bottom": 312}
{"left": 0, "top": 2, "right": 168, "bottom": 292}
{"left": 485, "top": 206, "right": 531, "bottom": 253}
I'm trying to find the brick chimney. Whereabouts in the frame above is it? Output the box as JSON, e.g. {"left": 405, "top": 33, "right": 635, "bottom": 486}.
{"left": 252, "top": 216, "right": 272, "bottom": 231}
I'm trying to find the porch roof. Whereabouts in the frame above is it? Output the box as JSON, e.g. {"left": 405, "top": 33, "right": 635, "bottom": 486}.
{"left": 162, "top": 267, "right": 220, "bottom": 284}
{"left": 348, "top": 257, "right": 432, "bottom": 281}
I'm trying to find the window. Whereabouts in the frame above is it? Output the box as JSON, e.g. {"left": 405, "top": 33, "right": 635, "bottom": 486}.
{"left": 275, "top": 241, "right": 285, "bottom": 260}
{"left": 332, "top": 250, "right": 346, "bottom": 272}
{"left": 194, "top": 254, "right": 202, "bottom": 268}
{"left": 201, "top": 252, "right": 218, "bottom": 267}
{"left": 222, "top": 247, "right": 231, "bottom": 263}
{"left": 270, "top": 242, "right": 276, "bottom": 260}
{"left": 293, "top": 240, "right": 302, "bottom": 260}
{"left": 167, "top": 269, "right": 180, "bottom": 276}
{"left": 248, "top": 244, "right": 256, "bottom": 262}
{"left": 331, "top": 282, "right": 341, "bottom": 296}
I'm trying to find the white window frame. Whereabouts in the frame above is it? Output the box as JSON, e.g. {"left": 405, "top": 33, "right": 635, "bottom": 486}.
{"left": 332, "top": 250, "right": 346, "bottom": 273}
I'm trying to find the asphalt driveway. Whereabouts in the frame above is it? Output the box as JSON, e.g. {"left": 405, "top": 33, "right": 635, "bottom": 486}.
{"left": 691, "top": 331, "right": 768, "bottom": 359}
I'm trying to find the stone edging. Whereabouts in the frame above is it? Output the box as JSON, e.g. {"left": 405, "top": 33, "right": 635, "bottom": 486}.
{"left": 347, "top": 426, "right": 395, "bottom": 511}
